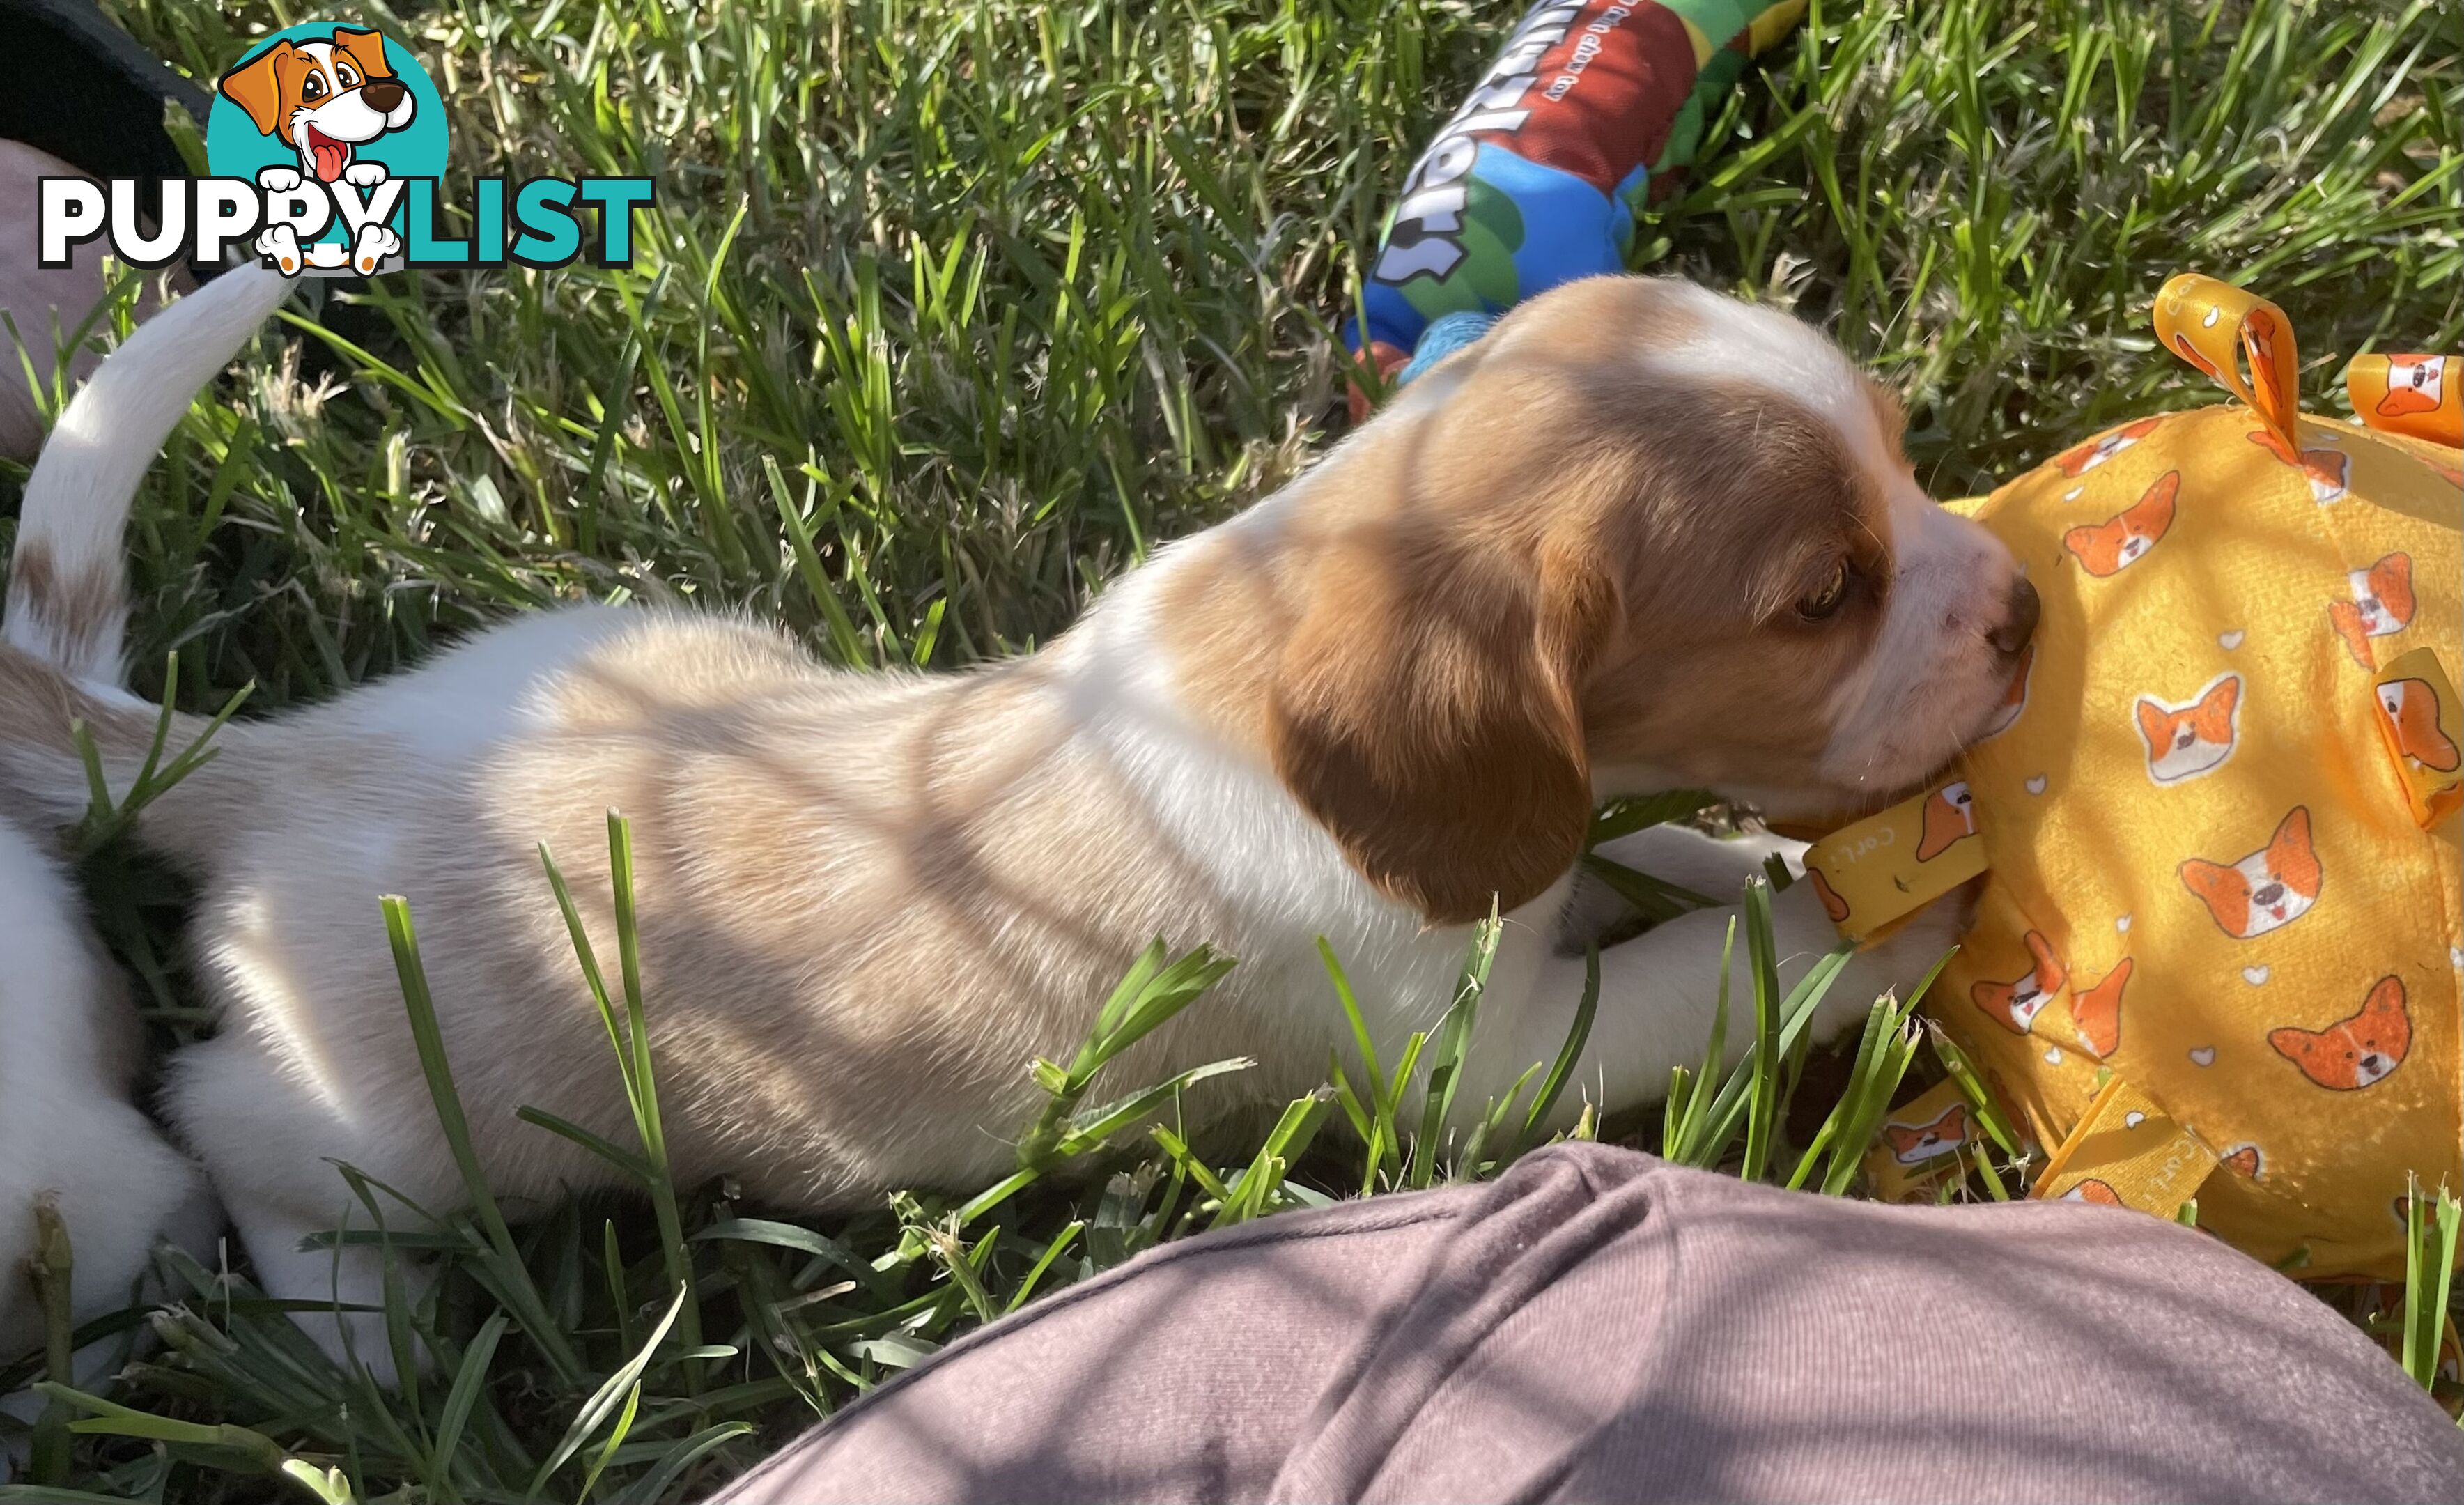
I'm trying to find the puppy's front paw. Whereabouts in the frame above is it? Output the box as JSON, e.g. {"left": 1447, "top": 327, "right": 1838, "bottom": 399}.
{"left": 342, "top": 161, "right": 391, "bottom": 190}
{"left": 256, "top": 165, "right": 303, "bottom": 194}
{"left": 1859, "top": 880, "right": 1978, "bottom": 994}
{"left": 1804, "top": 879, "right": 1977, "bottom": 1042}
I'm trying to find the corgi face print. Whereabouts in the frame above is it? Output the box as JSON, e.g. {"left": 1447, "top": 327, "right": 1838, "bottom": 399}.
{"left": 2134, "top": 674, "right": 2240, "bottom": 785}
{"left": 2055, "top": 417, "right": 2162, "bottom": 477}
{"left": 2268, "top": 976, "right": 2410, "bottom": 1090}
{"left": 1972, "top": 931, "right": 2066, "bottom": 1034}
{"left": 1913, "top": 781, "right": 1977, "bottom": 861}
{"left": 2063, "top": 471, "right": 2178, "bottom": 578}
{"left": 1882, "top": 1104, "right": 1971, "bottom": 1165}
{"left": 2298, "top": 447, "right": 2350, "bottom": 504}
{"left": 2327, "top": 553, "right": 2417, "bottom": 672}
{"left": 1808, "top": 867, "right": 1850, "bottom": 924}
{"left": 2380, "top": 355, "right": 2445, "bottom": 417}
{"left": 2062, "top": 1179, "right": 2123, "bottom": 1207}
{"left": 2070, "top": 957, "right": 2131, "bottom": 1058}
{"left": 2220, "top": 1143, "right": 2261, "bottom": 1179}
{"left": 2378, "top": 679, "right": 2461, "bottom": 773}
{"left": 1982, "top": 640, "right": 2034, "bottom": 739}
{"left": 2247, "top": 429, "right": 2350, "bottom": 504}
{"left": 2178, "top": 806, "right": 2320, "bottom": 940}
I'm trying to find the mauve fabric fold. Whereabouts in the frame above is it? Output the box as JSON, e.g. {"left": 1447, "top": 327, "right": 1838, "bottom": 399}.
{"left": 706, "top": 1143, "right": 2464, "bottom": 1505}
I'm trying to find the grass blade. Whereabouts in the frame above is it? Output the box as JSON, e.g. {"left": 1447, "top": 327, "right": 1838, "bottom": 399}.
{"left": 529, "top": 1287, "right": 687, "bottom": 1500}
{"left": 382, "top": 896, "right": 580, "bottom": 1383}
{"left": 2401, "top": 1182, "right": 2461, "bottom": 1391}
{"left": 1519, "top": 943, "right": 1600, "bottom": 1146}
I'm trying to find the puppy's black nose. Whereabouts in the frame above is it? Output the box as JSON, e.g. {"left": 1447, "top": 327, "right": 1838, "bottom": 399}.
{"left": 2254, "top": 883, "right": 2284, "bottom": 906}
{"left": 1990, "top": 575, "right": 2040, "bottom": 658}
{"left": 361, "top": 78, "right": 408, "bottom": 111}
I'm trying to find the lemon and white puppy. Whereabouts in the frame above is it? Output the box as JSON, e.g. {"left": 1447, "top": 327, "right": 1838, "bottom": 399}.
{"left": 0, "top": 273, "right": 2034, "bottom": 1380}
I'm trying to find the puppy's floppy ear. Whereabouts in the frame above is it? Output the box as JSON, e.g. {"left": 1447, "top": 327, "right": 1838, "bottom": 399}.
{"left": 217, "top": 42, "right": 294, "bottom": 138}
{"left": 1268, "top": 525, "right": 1614, "bottom": 926}
{"left": 330, "top": 27, "right": 398, "bottom": 80}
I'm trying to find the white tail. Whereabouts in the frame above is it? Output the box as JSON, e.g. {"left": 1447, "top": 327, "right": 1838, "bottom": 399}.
{"left": 3, "top": 265, "right": 294, "bottom": 681}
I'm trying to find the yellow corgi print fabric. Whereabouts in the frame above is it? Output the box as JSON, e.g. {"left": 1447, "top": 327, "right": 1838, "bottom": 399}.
{"left": 1844, "top": 275, "right": 2461, "bottom": 1279}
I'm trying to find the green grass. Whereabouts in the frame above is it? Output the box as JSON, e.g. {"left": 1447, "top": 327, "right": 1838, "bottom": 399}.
{"left": 3, "top": 0, "right": 2462, "bottom": 1498}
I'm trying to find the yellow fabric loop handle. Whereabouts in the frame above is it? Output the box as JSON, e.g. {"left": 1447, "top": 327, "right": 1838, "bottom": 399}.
{"left": 2346, "top": 354, "right": 2463, "bottom": 448}
{"left": 2152, "top": 274, "right": 2301, "bottom": 452}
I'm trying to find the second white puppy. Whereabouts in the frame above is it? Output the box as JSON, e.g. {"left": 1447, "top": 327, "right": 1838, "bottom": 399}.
{"left": 1, "top": 265, "right": 293, "bottom": 1404}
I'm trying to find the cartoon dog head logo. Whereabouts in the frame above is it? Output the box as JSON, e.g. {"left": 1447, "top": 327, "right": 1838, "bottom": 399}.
{"left": 1973, "top": 931, "right": 2065, "bottom": 1034}
{"left": 217, "top": 29, "right": 414, "bottom": 185}
{"left": 2070, "top": 958, "right": 2131, "bottom": 1058}
{"left": 204, "top": 24, "right": 447, "bottom": 276}
{"left": 1882, "top": 1104, "right": 1970, "bottom": 1165}
{"left": 2377, "top": 678, "right": 2460, "bottom": 774}
{"left": 2379, "top": 355, "right": 2447, "bottom": 417}
{"left": 2269, "top": 976, "right": 2410, "bottom": 1090}
{"left": 2134, "top": 674, "right": 2240, "bottom": 786}
{"left": 42, "top": 25, "right": 644, "bottom": 282}
{"left": 2330, "top": 553, "right": 2416, "bottom": 668}
{"left": 2055, "top": 417, "right": 2162, "bottom": 477}
{"left": 2247, "top": 429, "right": 2350, "bottom": 505}
{"left": 2179, "top": 806, "right": 2320, "bottom": 941}
{"left": 2063, "top": 471, "right": 2178, "bottom": 577}
{"left": 1981, "top": 640, "right": 2034, "bottom": 740}
{"left": 1915, "top": 782, "right": 1977, "bottom": 860}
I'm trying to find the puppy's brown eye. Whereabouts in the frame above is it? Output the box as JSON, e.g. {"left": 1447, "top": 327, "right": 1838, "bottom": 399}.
{"left": 303, "top": 75, "right": 325, "bottom": 99}
{"left": 336, "top": 64, "right": 359, "bottom": 87}
{"left": 1797, "top": 559, "right": 1851, "bottom": 621}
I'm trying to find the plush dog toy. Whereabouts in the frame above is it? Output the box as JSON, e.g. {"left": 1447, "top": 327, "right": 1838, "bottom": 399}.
{"left": 1813, "top": 278, "right": 2461, "bottom": 1279}
{"left": 1343, "top": 0, "right": 1808, "bottom": 422}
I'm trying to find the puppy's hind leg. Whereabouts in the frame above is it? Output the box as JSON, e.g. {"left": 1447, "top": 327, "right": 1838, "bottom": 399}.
{"left": 166, "top": 1034, "right": 444, "bottom": 1386}
{"left": 221, "top": 1196, "right": 433, "bottom": 1388}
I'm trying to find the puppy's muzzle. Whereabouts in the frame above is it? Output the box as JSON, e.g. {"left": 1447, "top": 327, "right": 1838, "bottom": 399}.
{"left": 1990, "top": 576, "right": 2040, "bottom": 660}
{"left": 360, "top": 79, "right": 409, "bottom": 113}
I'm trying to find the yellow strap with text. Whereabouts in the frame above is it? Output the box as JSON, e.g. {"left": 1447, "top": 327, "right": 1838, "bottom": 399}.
{"left": 1860, "top": 1077, "right": 1977, "bottom": 1203}
{"left": 1801, "top": 779, "right": 1985, "bottom": 945}
{"left": 2033, "top": 1074, "right": 2219, "bottom": 1219}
